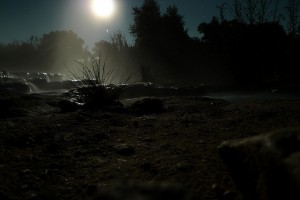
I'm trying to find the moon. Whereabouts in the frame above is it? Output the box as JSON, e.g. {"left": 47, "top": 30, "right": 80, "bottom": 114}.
{"left": 91, "top": 0, "right": 115, "bottom": 18}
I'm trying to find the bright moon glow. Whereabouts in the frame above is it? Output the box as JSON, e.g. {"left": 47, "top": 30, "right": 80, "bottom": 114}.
{"left": 91, "top": 0, "right": 115, "bottom": 18}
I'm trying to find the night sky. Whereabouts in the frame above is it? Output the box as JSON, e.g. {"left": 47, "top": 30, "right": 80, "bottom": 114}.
{"left": 0, "top": 0, "right": 236, "bottom": 48}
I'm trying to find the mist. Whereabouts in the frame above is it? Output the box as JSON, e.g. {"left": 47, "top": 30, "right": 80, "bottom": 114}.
{"left": 0, "top": 0, "right": 299, "bottom": 91}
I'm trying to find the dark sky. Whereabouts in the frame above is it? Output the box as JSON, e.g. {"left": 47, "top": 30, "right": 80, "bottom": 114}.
{"left": 0, "top": 0, "right": 243, "bottom": 48}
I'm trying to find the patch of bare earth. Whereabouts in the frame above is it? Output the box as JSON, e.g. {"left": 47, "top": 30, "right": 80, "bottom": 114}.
{"left": 1, "top": 94, "right": 300, "bottom": 199}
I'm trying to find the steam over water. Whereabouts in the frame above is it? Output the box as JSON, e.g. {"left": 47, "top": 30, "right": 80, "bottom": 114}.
{"left": 27, "top": 82, "right": 39, "bottom": 93}
{"left": 204, "top": 91, "right": 300, "bottom": 103}
{"left": 2, "top": 70, "right": 300, "bottom": 102}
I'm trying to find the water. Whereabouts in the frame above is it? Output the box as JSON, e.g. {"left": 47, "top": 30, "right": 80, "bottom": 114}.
{"left": 3, "top": 69, "right": 300, "bottom": 101}
{"left": 204, "top": 91, "right": 300, "bottom": 103}
{"left": 31, "top": 89, "right": 69, "bottom": 95}
{"left": 27, "top": 82, "right": 39, "bottom": 93}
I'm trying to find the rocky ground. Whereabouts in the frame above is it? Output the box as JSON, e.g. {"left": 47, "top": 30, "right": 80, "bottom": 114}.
{"left": 1, "top": 93, "right": 300, "bottom": 200}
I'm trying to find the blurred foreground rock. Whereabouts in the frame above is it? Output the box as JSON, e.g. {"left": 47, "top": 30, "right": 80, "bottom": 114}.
{"left": 218, "top": 128, "right": 300, "bottom": 200}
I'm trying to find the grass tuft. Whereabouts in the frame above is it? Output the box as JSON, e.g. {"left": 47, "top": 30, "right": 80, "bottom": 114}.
{"left": 66, "top": 50, "right": 131, "bottom": 111}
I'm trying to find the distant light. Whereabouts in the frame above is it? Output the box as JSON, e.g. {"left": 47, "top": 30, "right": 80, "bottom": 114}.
{"left": 91, "top": 0, "right": 115, "bottom": 18}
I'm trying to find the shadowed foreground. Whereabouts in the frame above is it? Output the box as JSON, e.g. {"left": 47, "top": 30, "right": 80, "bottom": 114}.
{"left": 1, "top": 94, "right": 300, "bottom": 200}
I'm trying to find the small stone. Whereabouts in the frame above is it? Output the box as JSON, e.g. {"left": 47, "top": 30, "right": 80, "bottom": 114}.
{"left": 223, "top": 190, "right": 236, "bottom": 200}
{"left": 175, "top": 162, "right": 192, "bottom": 171}
{"left": 140, "top": 162, "right": 152, "bottom": 171}
{"left": 86, "top": 184, "right": 98, "bottom": 196}
{"left": 114, "top": 144, "right": 135, "bottom": 156}
{"left": 140, "top": 137, "right": 155, "bottom": 142}
{"left": 133, "top": 121, "right": 139, "bottom": 128}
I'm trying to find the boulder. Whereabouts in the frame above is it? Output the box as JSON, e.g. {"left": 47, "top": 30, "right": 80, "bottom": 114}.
{"left": 218, "top": 128, "right": 300, "bottom": 200}
{"left": 129, "top": 98, "right": 164, "bottom": 115}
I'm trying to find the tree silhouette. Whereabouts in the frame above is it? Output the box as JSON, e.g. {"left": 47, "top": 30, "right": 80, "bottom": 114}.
{"left": 93, "top": 40, "right": 113, "bottom": 56}
{"left": 129, "top": 0, "right": 192, "bottom": 83}
{"left": 92, "top": 32, "right": 139, "bottom": 83}
{"left": 0, "top": 30, "right": 85, "bottom": 73}
{"left": 285, "top": 0, "right": 299, "bottom": 37}
{"left": 0, "top": 40, "right": 38, "bottom": 72}
{"left": 130, "top": 0, "right": 161, "bottom": 49}
{"left": 227, "top": 0, "right": 283, "bottom": 24}
{"left": 198, "top": 16, "right": 288, "bottom": 87}
{"left": 37, "top": 30, "right": 85, "bottom": 72}
{"left": 110, "top": 31, "right": 129, "bottom": 51}
{"left": 161, "top": 5, "right": 189, "bottom": 46}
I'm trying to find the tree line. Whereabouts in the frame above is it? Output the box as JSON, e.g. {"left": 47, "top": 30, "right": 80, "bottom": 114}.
{"left": 0, "top": 0, "right": 299, "bottom": 88}
{"left": 0, "top": 31, "right": 85, "bottom": 73}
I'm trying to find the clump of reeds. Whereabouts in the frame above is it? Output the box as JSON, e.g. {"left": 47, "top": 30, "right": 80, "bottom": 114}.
{"left": 66, "top": 50, "right": 131, "bottom": 111}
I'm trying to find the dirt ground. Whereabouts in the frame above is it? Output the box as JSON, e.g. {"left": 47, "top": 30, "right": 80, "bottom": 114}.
{"left": 1, "top": 93, "right": 300, "bottom": 200}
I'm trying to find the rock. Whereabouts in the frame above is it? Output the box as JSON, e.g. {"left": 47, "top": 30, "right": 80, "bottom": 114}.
{"left": 100, "top": 100, "right": 126, "bottom": 113}
{"left": 139, "top": 137, "right": 155, "bottom": 143}
{"left": 129, "top": 98, "right": 164, "bottom": 115}
{"left": 114, "top": 144, "right": 135, "bottom": 156}
{"left": 0, "top": 82, "right": 31, "bottom": 94}
{"left": 218, "top": 128, "right": 300, "bottom": 200}
{"left": 140, "top": 162, "right": 152, "bottom": 171}
{"left": 58, "top": 100, "right": 77, "bottom": 112}
{"left": 92, "top": 132, "right": 109, "bottom": 140}
{"left": 4, "top": 133, "right": 35, "bottom": 148}
{"left": 45, "top": 143, "right": 61, "bottom": 154}
{"left": 175, "top": 162, "right": 192, "bottom": 171}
